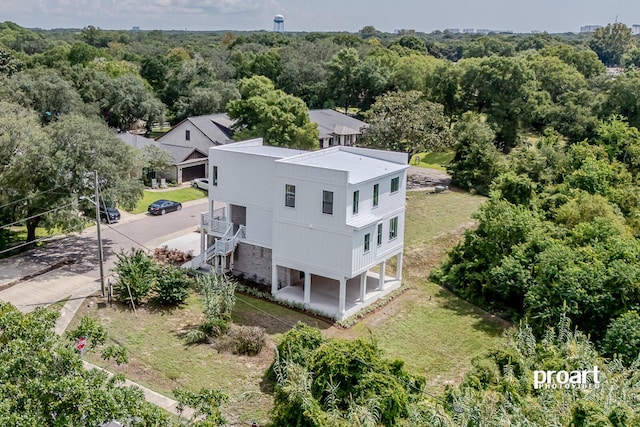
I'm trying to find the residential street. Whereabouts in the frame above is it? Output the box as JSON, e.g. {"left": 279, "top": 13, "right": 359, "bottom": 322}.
{"left": 0, "top": 198, "right": 208, "bottom": 313}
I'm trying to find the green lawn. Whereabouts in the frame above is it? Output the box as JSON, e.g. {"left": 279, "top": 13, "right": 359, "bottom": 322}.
{"left": 410, "top": 151, "right": 455, "bottom": 171}
{"left": 70, "top": 189, "right": 507, "bottom": 422}
{"left": 129, "top": 188, "right": 207, "bottom": 214}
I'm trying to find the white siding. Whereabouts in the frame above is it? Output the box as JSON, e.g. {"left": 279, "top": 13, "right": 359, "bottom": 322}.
{"left": 209, "top": 148, "right": 278, "bottom": 248}
{"left": 160, "top": 121, "right": 211, "bottom": 156}
{"left": 273, "top": 163, "right": 353, "bottom": 277}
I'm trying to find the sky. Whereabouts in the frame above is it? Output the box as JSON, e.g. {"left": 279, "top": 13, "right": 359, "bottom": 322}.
{"left": 1, "top": 0, "right": 640, "bottom": 34}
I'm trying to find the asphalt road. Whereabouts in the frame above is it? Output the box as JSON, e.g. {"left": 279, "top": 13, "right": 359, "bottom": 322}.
{"left": 12, "top": 198, "right": 208, "bottom": 280}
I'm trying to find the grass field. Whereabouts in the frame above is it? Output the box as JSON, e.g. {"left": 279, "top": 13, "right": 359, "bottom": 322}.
{"left": 409, "top": 151, "right": 455, "bottom": 171}
{"left": 69, "top": 189, "right": 506, "bottom": 424}
{"left": 129, "top": 187, "right": 207, "bottom": 214}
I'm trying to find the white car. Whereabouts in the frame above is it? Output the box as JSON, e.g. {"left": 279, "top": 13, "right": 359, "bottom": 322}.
{"left": 191, "top": 178, "right": 209, "bottom": 191}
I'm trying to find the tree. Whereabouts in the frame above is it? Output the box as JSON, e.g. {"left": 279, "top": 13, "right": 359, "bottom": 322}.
{"left": 269, "top": 323, "right": 425, "bottom": 426}
{"left": 2, "top": 68, "right": 85, "bottom": 124}
{"left": 361, "top": 90, "right": 453, "bottom": 158}
{"left": 100, "top": 73, "right": 166, "bottom": 130}
{"left": 0, "top": 302, "right": 170, "bottom": 425}
{"left": 0, "top": 47, "right": 22, "bottom": 76}
{"left": 0, "top": 110, "right": 143, "bottom": 244}
{"left": 589, "top": 23, "right": 636, "bottom": 67}
{"left": 143, "top": 145, "right": 174, "bottom": 178}
{"left": 603, "top": 311, "right": 640, "bottom": 365}
{"left": 458, "top": 56, "right": 536, "bottom": 149}
{"left": 326, "top": 47, "right": 360, "bottom": 113}
{"left": 227, "top": 75, "right": 319, "bottom": 149}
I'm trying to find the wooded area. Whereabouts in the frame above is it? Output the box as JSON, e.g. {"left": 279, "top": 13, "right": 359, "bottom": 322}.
{"left": 1, "top": 20, "right": 640, "bottom": 425}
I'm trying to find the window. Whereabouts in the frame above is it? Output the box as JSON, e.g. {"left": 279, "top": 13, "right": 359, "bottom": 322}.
{"left": 212, "top": 166, "right": 218, "bottom": 186}
{"left": 373, "top": 184, "right": 379, "bottom": 207}
{"left": 389, "top": 216, "right": 398, "bottom": 240}
{"left": 185, "top": 130, "right": 191, "bottom": 141}
{"left": 322, "top": 190, "right": 333, "bottom": 214}
{"left": 285, "top": 184, "right": 296, "bottom": 208}
{"left": 377, "top": 223, "right": 383, "bottom": 246}
{"left": 391, "top": 177, "right": 400, "bottom": 193}
{"left": 353, "top": 190, "right": 359, "bottom": 214}
{"left": 364, "top": 233, "right": 370, "bottom": 252}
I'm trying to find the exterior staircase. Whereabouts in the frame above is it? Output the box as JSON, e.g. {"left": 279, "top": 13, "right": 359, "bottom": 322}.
{"left": 182, "top": 210, "right": 245, "bottom": 271}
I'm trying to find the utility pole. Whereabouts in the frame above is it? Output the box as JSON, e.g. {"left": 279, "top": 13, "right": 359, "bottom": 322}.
{"left": 94, "top": 171, "right": 106, "bottom": 297}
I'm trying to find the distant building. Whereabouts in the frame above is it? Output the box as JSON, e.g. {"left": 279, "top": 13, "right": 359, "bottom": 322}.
{"left": 131, "top": 26, "right": 140, "bottom": 32}
{"left": 633, "top": 24, "right": 640, "bottom": 35}
{"left": 444, "top": 28, "right": 460, "bottom": 34}
{"left": 462, "top": 28, "right": 475, "bottom": 34}
{"left": 476, "top": 29, "right": 491, "bottom": 35}
{"left": 273, "top": 15, "right": 284, "bottom": 32}
{"left": 580, "top": 25, "right": 602, "bottom": 33}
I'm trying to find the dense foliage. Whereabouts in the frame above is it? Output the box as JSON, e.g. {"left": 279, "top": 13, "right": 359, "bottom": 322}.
{"left": 434, "top": 119, "right": 640, "bottom": 360}
{"left": 114, "top": 249, "right": 193, "bottom": 306}
{"left": 0, "top": 302, "right": 170, "bottom": 425}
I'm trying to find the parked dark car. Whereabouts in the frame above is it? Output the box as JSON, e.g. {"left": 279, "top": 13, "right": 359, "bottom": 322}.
{"left": 100, "top": 206, "right": 121, "bottom": 223}
{"left": 148, "top": 199, "right": 182, "bottom": 215}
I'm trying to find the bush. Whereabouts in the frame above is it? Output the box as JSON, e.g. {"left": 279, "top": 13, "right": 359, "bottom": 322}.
{"left": 152, "top": 263, "right": 192, "bottom": 306}
{"left": 227, "top": 325, "right": 265, "bottom": 356}
{"left": 113, "top": 249, "right": 156, "bottom": 305}
{"left": 602, "top": 311, "right": 640, "bottom": 365}
{"left": 200, "top": 318, "right": 229, "bottom": 337}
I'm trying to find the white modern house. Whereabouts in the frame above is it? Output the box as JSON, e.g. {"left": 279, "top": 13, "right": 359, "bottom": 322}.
{"left": 191, "top": 138, "right": 408, "bottom": 320}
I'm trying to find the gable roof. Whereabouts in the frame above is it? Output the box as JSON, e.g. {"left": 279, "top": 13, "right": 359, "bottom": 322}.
{"left": 156, "top": 113, "right": 233, "bottom": 146}
{"left": 308, "top": 109, "right": 368, "bottom": 139}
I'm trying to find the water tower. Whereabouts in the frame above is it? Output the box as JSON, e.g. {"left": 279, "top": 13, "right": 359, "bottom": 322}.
{"left": 273, "top": 14, "right": 284, "bottom": 33}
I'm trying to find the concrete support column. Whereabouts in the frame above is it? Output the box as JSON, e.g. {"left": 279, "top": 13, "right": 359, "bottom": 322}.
{"left": 338, "top": 278, "right": 346, "bottom": 315}
{"left": 378, "top": 260, "right": 386, "bottom": 290}
{"left": 304, "top": 272, "right": 311, "bottom": 305}
{"left": 271, "top": 263, "right": 278, "bottom": 296}
{"left": 359, "top": 272, "right": 367, "bottom": 302}
{"left": 396, "top": 253, "right": 403, "bottom": 281}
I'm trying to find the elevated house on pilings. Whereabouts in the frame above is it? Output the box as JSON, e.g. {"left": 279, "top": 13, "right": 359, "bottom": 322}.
{"left": 187, "top": 138, "right": 408, "bottom": 321}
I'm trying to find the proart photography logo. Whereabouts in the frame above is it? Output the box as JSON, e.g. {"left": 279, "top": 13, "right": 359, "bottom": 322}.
{"left": 533, "top": 366, "right": 601, "bottom": 390}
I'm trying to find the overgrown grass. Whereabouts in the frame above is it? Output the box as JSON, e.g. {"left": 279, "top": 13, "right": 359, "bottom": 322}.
{"left": 129, "top": 188, "right": 206, "bottom": 214}
{"left": 409, "top": 151, "right": 455, "bottom": 171}
{"left": 70, "top": 293, "right": 330, "bottom": 425}
{"left": 71, "top": 189, "right": 506, "bottom": 421}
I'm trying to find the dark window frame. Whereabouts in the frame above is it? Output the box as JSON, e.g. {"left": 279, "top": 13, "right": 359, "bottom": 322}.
{"left": 373, "top": 183, "right": 379, "bottom": 207}
{"left": 389, "top": 216, "right": 398, "bottom": 240}
{"left": 391, "top": 177, "right": 400, "bottom": 193}
{"left": 353, "top": 190, "right": 359, "bottom": 214}
{"left": 285, "top": 184, "right": 296, "bottom": 208}
{"left": 322, "top": 190, "right": 334, "bottom": 215}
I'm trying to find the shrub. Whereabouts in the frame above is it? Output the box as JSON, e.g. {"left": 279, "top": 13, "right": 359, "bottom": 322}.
{"left": 200, "top": 318, "right": 229, "bottom": 337}
{"left": 227, "top": 325, "right": 265, "bottom": 356}
{"left": 602, "top": 311, "right": 640, "bottom": 365}
{"left": 184, "top": 329, "right": 207, "bottom": 345}
{"left": 152, "top": 263, "right": 192, "bottom": 306}
{"left": 113, "top": 249, "right": 156, "bottom": 305}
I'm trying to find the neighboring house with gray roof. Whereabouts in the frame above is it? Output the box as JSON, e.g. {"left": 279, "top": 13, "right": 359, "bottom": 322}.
{"left": 134, "top": 110, "right": 367, "bottom": 184}
{"left": 308, "top": 109, "right": 368, "bottom": 148}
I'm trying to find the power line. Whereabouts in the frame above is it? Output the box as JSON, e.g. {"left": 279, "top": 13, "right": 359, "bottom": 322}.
{"left": 0, "top": 186, "right": 66, "bottom": 210}
{"left": 102, "top": 222, "right": 153, "bottom": 253}
{"left": 0, "top": 201, "right": 78, "bottom": 231}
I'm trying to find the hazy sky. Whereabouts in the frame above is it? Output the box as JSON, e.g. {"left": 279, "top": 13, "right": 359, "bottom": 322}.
{"left": 1, "top": 0, "right": 639, "bottom": 33}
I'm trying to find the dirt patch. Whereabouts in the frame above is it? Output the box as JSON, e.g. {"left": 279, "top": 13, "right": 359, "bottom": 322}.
{"left": 407, "top": 166, "right": 451, "bottom": 190}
